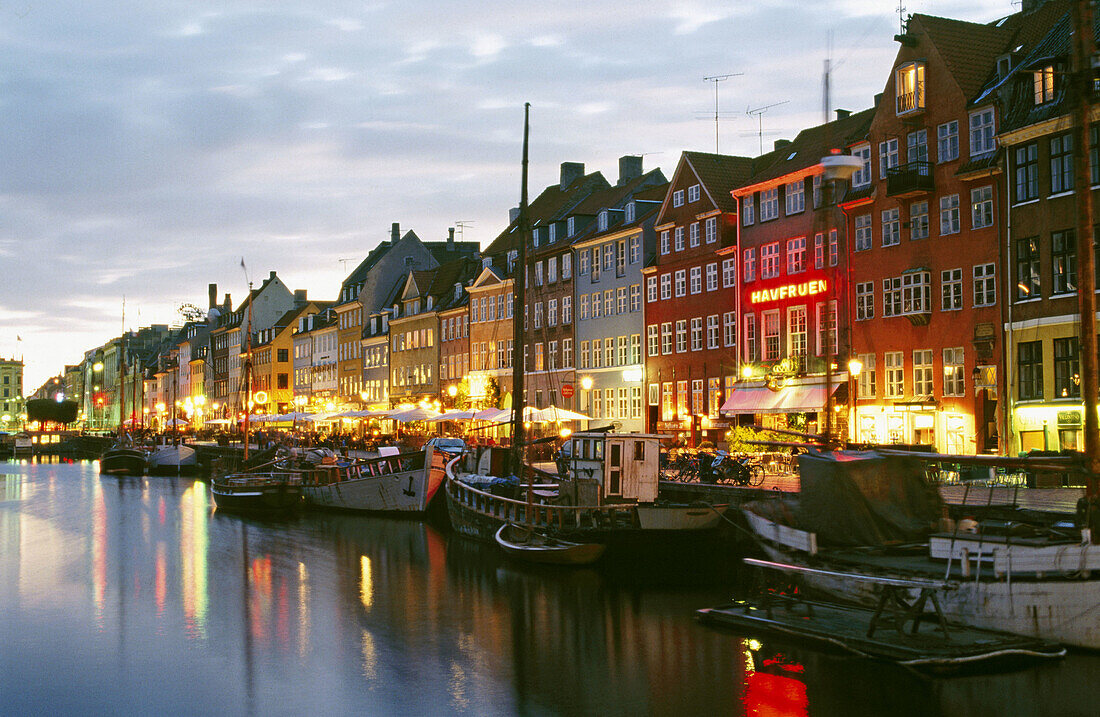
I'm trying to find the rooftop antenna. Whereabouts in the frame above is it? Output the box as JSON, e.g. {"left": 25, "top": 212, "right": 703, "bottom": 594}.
{"left": 703, "top": 74, "right": 742, "bottom": 153}
{"left": 897, "top": 0, "right": 906, "bottom": 34}
{"left": 454, "top": 221, "right": 474, "bottom": 240}
{"left": 338, "top": 258, "right": 356, "bottom": 272}
{"left": 823, "top": 32, "right": 833, "bottom": 125}
{"left": 746, "top": 100, "right": 790, "bottom": 155}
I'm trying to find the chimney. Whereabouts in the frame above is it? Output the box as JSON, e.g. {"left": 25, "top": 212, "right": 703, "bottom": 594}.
{"left": 774, "top": 139, "right": 792, "bottom": 151}
{"left": 447, "top": 227, "right": 455, "bottom": 250}
{"left": 294, "top": 289, "right": 307, "bottom": 303}
{"left": 509, "top": 207, "right": 520, "bottom": 223}
{"left": 835, "top": 109, "right": 851, "bottom": 121}
{"left": 223, "top": 294, "right": 231, "bottom": 311}
{"left": 269, "top": 270, "right": 276, "bottom": 281}
{"left": 391, "top": 222, "right": 400, "bottom": 244}
{"left": 560, "top": 162, "right": 584, "bottom": 190}
{"left": 617, "top": 155, "right": 643, "bottom": 186}
{"left": 208, "top": 283, "right": 217, "bottom": 310}
{"left": 874, "top": 92, "right": 883, "bottom": 108}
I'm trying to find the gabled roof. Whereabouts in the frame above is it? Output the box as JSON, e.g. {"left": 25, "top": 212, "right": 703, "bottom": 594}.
{"left": 911, "top": 14, "right": 1019, "bottom": 101}
{"left": 424, "top": 240, "right": 480, "bottom": 264}
{"left": 483, "top": 170, "right": 611, "bottom": 257}
{"left": 655, "top": 152, "right": 753, "bottom": 224}
{"left": 538, "top": 169, "right": 667, "bottom": 252}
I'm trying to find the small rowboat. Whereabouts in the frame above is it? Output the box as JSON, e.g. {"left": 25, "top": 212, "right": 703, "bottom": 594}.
{"left": 494, "top": 523, "right": 606, "bottom": 566}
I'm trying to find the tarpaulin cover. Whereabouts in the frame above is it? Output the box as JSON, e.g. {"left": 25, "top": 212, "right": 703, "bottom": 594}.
{"left": 794, "top": 449, "right": 942, "bottom": 547}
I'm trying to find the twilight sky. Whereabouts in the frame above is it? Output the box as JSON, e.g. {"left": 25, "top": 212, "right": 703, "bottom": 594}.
{"left": 1, "top": 0, "right": 1010, "bottom": 392}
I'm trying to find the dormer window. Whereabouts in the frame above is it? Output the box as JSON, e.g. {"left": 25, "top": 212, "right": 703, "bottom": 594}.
{"left": 507, "top": 249, "right": 517, "bottom": 272}
{"left": 533, "top": 227, "right": 541, "bottom": 247}
{"left": 687, "top": 184, "right": 700, "bottom": 202}
{"left": 567, "top": 216, "right": 576, "bottom": 236}
{"left": 625, "top": 202, "right": 635, "bottom": 223}
{"left": 549, "top": 223, "right": 557, "bottom": 243}
{"left": 1034, "top": 64, "right": 1055, "bottom": 105}
{"left": 425, "top": 296, "right": 433, "bottom": 311}
{"left": 598, "top": 210, "right": 609, "bottom": 231}
{"left": 895, "top": 61, "right": 925, "bottom": 114}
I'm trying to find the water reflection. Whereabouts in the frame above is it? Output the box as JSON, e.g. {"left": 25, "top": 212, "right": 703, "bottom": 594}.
{"left": 1, "top": 459, "right": 1100, "bottom": 716}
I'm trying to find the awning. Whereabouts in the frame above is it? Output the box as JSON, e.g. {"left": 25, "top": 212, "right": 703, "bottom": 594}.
{"left": 721, "top": 381, "right": 841, "bottom": 415}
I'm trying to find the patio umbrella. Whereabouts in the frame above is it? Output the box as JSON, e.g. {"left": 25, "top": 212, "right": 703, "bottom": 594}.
{"left": 387, "top": 407, "right": 441, "bottom": 422}
{"left": 533, "top": 406, "right": 592, "bottom": 422}
{"left": 164, "top": 418, "right": 189, "bottom": 427}
{"left": 205, "top": 418, "right": 231, "bottom": 425}
{"left": 425, "top": 409, "right": 478, "bottom": 422}
{"left": 473, "top": 407, "right": 511, "bottom": 421}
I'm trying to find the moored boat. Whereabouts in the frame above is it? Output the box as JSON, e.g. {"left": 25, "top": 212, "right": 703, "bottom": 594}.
{"left": 494, "top": 522, "right": 606, "bottom": 565}
{"left": 211, "top": 471, "right": 302, "bottom": 515}
{"left": 146, "top": 443, "right": 197, "bottom": 475}
{"left": 100, "top": 437, "right": 147, "bottom": 476}
{"left": 298, "top": 446, "right": 447, "bottom": 514}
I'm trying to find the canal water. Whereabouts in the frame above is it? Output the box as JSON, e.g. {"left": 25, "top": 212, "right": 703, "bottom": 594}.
{"left": 2, "top": 458, "right": 1099, "bottom": 716}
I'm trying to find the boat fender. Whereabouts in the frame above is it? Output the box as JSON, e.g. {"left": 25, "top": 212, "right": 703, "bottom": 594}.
{"left": 958, "top": 517, "right": 979, "bottom": 534}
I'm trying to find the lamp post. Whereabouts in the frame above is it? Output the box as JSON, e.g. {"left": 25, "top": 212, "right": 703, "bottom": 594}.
{"left": 847, "top": 357, "right": 863, "bottom": 445}
{"left": 819, "top": 152, "right": 862, "bottom": 448}
{"left": 580, "top": 376, "right": 593, "bottom": 431}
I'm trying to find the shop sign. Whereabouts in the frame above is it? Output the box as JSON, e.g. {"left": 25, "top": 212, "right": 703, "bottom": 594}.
{"left": 1057, "top": 410, "right": 1082, "bottom": 426}
{"left": 750, "top": 280, "right": 827, "bottom": 305}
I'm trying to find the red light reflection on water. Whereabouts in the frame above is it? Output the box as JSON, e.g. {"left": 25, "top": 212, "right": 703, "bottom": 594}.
{"left": 740, "top": 640, "right": 808, "bottom": 717}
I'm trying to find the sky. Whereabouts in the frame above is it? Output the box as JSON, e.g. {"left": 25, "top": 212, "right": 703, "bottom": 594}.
{"left": 1, "top": 0, "right": 1013, "bottom": 393}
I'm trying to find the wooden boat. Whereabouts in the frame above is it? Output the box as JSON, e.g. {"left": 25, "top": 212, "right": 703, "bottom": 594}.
{"left": 146, "top": 443, "right": 197, "bottom": 475}
{"left": 494, "top": 522, "right": 606, "bottom": 565}
{"left": 211, "top": 471, "right": 302, "bottom": 515}
{"left": 100, "top": 437, "right": 147, "bottom": 476}
{"left": 298, "top": 446, "right": 447, "bottom": 514}
{"left": 740, "top": 448, "right": 1100, "bottom": 650}
{"left": 696, "top": 565, "right": 1066, "bottom": 674}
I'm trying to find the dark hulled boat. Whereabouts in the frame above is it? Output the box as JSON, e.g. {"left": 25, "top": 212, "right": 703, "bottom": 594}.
{"left": 211, "top": 471, "right": 303, "bottom": 515}
{"left": 100, "top": 438, "right": 147, "bottom": 476}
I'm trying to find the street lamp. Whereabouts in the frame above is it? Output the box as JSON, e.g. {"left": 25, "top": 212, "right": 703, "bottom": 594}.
{"left": 847, "top": 357, "right": 863, "bottom": 444}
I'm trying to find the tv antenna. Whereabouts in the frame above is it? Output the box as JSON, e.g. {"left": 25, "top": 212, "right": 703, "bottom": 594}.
{"left": 454, "top": 221, "right": 475, "bottom": 240}
{"left": 746, "top": 100, "right": 790, "bottom": 156}
{"left": 703, "top": 74, "right": 742, "bottom": 153}
{"left": 897, "top": 1, "right": 907, "bottom": 34}
{"left": 338, "top": 258, "right": 356, "bottom": 272}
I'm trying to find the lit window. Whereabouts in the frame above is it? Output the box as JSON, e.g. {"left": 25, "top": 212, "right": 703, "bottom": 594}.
{"left": 895, "top": 61, "right": 925, "bottom": 114}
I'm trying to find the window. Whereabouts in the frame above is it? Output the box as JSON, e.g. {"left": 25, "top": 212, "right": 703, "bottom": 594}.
{"left": 763, "top": 310, "right": 780, "bottom": 360}
{"left": 910, "top": 201, "right": 929, "bottom": 241}
{"left": 943, "top": 347, "right": 965, "bottom": 397}
{"left": 706, "top": 263, "right": 718, "bottom": 291}
{"left": 660, "top": 230, "right": 670, "bottom": 255}
{"left": 579, "top": 293, "right": 589, "bottom": 320}
{"left": 760, "top": 188, "right": 779, "bottom": 221}
{"left": 616, "top": 239, "right": 626, "bottom": 275}
{"left": 1052, "top": 229, "right": 1077, "bottom": 295}
{"left": 907, "top": 129, "right": 928, "bottom": 163}
{"left": 1092, "top": 125, "right": 1100, "bottom": 185}
{"left": 722, "top": 258, "right": 736, "bottom": 287}
{"left": 674, "top": 269, "right": 686, "bottom": 297}
{"left": 885, "top": 351, "right": 904, "bottom": 398}
{"left": 858, "top": 354, "right": 877, "bottom": 398}
{"left": 630, "top": 334, "right": 640, "bottom": 364}
{"left": 690, "top": 317, "right": 703, "bottom": 351}
{"left": 743, "top": 248, "right": 756, "bottom": 282}
{"left": 974, "top": 263, "right": 996, "bottom": 307}
{"left": 647, "top": 325, "right": 658, "bottom": 357}
{"left": 940, "top": 194, "right": 960, "bottom": 235}
{"left": 646, "top": 276, "right": 658, "bottom": 303}
{"left": 579, "top": 249, "right": 590, "bottom": 275}
{"left": 629, "top": 284, "right": 641, "bottom": 312}
{"left": 535, "top": 261, "right": 543, "bottom": 286}
{"left": 883, "top": 277, "right": 902, "bottom": 317}
{"left": 941, "top": 268, "right": 962, "bottom": 311}
{"left": 814, "top": 233, "right": 825, "bottom": 269}
{"left": 785, "top": 180, "right": 805, "bottom": 214}
{"left": 562, "top": 253, "right": 572, "bottom": 279}
{"left": 563, "top": 338, "right": 573, "bottom": 368}
{"left": 895, "top": 61, "right": 925, "bottom": 114}
{"left": 690, "top": 266, "right": 702, "bottom": 294}
{"left": 969, "top": 108, "right": 995, "bottom": 156}
{"left": 938, "top": 121, "right": 959, "bottom": 162}
{"left": 855, "top": 214, "right": 873, "bottom": 251}
{"left": 705, "top": 216, "right": 717, "bottom": 244}
{"left": 548, "top": 340, "right": 558, "bottom": 370}
{"left": 674, "top": 227, "right": 684, "bottom": 251}
{"left": 534, "top": 302, "right": 543, "bottom": 328}
{"left": 913, "top": 349, "right": 933, "bottom": 397}
{"left": 761, "top": 243, "right": 780, "bottom": 279}
{"left": 603, "top": 244, "right": 614, "bottom": 272}
{"left": 788, "top": 306, "right": 807, "bottom": 357}
{"left": 882, "top": 208, "right": 900, "bottom": 246}
{"left": 605, "top": 289, "right": 614, "bottom": 316}
{"left": 661, "top": 322, "right": 673, "bottom": 354}
{"left": 708, "top": 378, "right": 721, "bottom": 418}
{"left": 879, "top": 138, "right": 899, "bottom": 176}
{"left": 675, "top": 320, "right": 687, "bottom": 353}
{"left": 547, "top": 298, "right": 557, "bottom": 326}
{"left": 816, "top": 301, "right": 837, "bottom": 356}
{"left": 787, "top": 237, "right": 806, "bottom": 274}
{"left": 688, "top": 183, "right": 700, "bottom": 202}
{"left": 617, "top": 335, "right": 628, "bottom": 366}
{"left": 1016, "top": 236, "right": 1041, "bottom": 300}
{"left": 1018, "top": 341, "right": 1043, "bottom": 401}
{"left": 535, "top": 343, "right": 544, "bottom": 371}
{"left": 901, "top": 272, "right": 931, "bottom": 314}
{"left": 689, "top": 222, "right": 700, "bottom": 247}
{"left": 547, "top": 257, "right": 558, "bottom": 283}
{"left": 723, "top": 312, "right": 736, "bottom": 347}
{"left": 591, "top": 292, "right": 601, "bottom": 318}
{"left": 631, "top": 386, "right": 642, "bottom": 418}
{"left": 812, "top": 173, "right": 822, "bottom": 208}
{"left": 971, "top": 186, "right": 993, "bottom": 229}
{"left": 629, "top": 235, "right": 640, "bottom": 263}
{"left": 852, "top": 143, "right": 872, "bottom": 187}
{"left": 706, "top": 315, "right": 720, "bottom": 349}
{"left": 743, "top": 313, "right": 757, "bottom": 361}
{"left": 1054, "top": 337, "right": 1081, "bottom": 398}
{"left": 1034, "top": 64, "right": 1055, "bottom": 105}
{"left": 604, "top": 337, "right": 614, "bottom": 366}
{"left": 856, "top": 282, "right": 874, "bottom": 320}
{"left": 742, "top": 195, "right": 755, "bottom": 225}
{"left": 673, "top": 189, "right": 684, "bottom": 207}
{"left": 614, "top": 287, "right": 625, "bottom": 314}
{"left": 562, "top": 296, "right": 572, "bottom": 323}
{"left": 1015, "top": 143, "right": 1039, "bottom": 202}
{"left": 1051, "top": 133, "right": 1074, "bottom": 194}
{"left": 660, "top": 274, "right": 671, "bottom": 300}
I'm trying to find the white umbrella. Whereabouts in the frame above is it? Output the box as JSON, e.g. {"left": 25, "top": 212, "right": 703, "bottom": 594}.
{"left": 426, "top": 409, "right": 478, "bottom": 422}
{"left": 205, "top": 418, "right": 231, "bottom": 425}
{"left": 164, "top": 418, "right": 189, "bottom": 427}
{"left": 387, "top": 406, "right": 441, "bottom": 422}
{"left": 473, "top": 407, "right": 510, "bottom": 421}
{"left": 533, "top": 406, "right": 592, "bottom": 422}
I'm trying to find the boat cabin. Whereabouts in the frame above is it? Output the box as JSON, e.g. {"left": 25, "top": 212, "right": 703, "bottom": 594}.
{"left": 562, "top": 433, "right": 663, "bottom": 504}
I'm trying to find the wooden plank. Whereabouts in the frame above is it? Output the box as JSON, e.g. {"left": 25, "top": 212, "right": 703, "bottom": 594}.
{"left": 744, "top": 557, "right": 953, "bottom": 589}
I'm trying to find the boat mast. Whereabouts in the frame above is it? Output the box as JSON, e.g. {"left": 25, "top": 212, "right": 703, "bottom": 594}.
{"left": 1071, "top": 0, "right": 1100, "bottom": 513}
{"left": 510, "top": 103, "right": 530, "bottom": 479}
{"left": 243, "top": 281, "right": 254, "bottom": 463}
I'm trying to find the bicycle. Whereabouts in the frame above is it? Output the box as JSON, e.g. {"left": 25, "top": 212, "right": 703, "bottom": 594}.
{"left": 712, "top": 452, "right": 765, "bottom": 487}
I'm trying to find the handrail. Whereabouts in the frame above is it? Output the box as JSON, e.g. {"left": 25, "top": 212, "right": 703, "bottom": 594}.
{"left": 445, "top": 468, "right": 636, "bottom": 512}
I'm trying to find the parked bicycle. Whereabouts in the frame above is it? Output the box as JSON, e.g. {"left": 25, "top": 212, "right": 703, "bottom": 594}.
{"left": 711, "top": 451, "right": 765, "bottom": 487}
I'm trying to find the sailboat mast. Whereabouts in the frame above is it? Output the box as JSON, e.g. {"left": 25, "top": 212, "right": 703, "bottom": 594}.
{"left": 1071, "top": 0, "right": 1100, "bottom": 498}
{"left": 510, "top": 103, "right": 530, "bottom": 476}
{"left": 243, "top": 281, "right": 254, "bottom": 462}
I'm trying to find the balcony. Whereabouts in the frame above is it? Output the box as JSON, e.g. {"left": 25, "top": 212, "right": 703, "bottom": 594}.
{"left": 885, "top": 161, "right": 934, "bottom": 198}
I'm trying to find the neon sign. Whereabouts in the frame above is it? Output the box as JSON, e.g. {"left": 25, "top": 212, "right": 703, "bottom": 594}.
{"left": 750, "top": 280, "right": 827, "bottom": 304}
